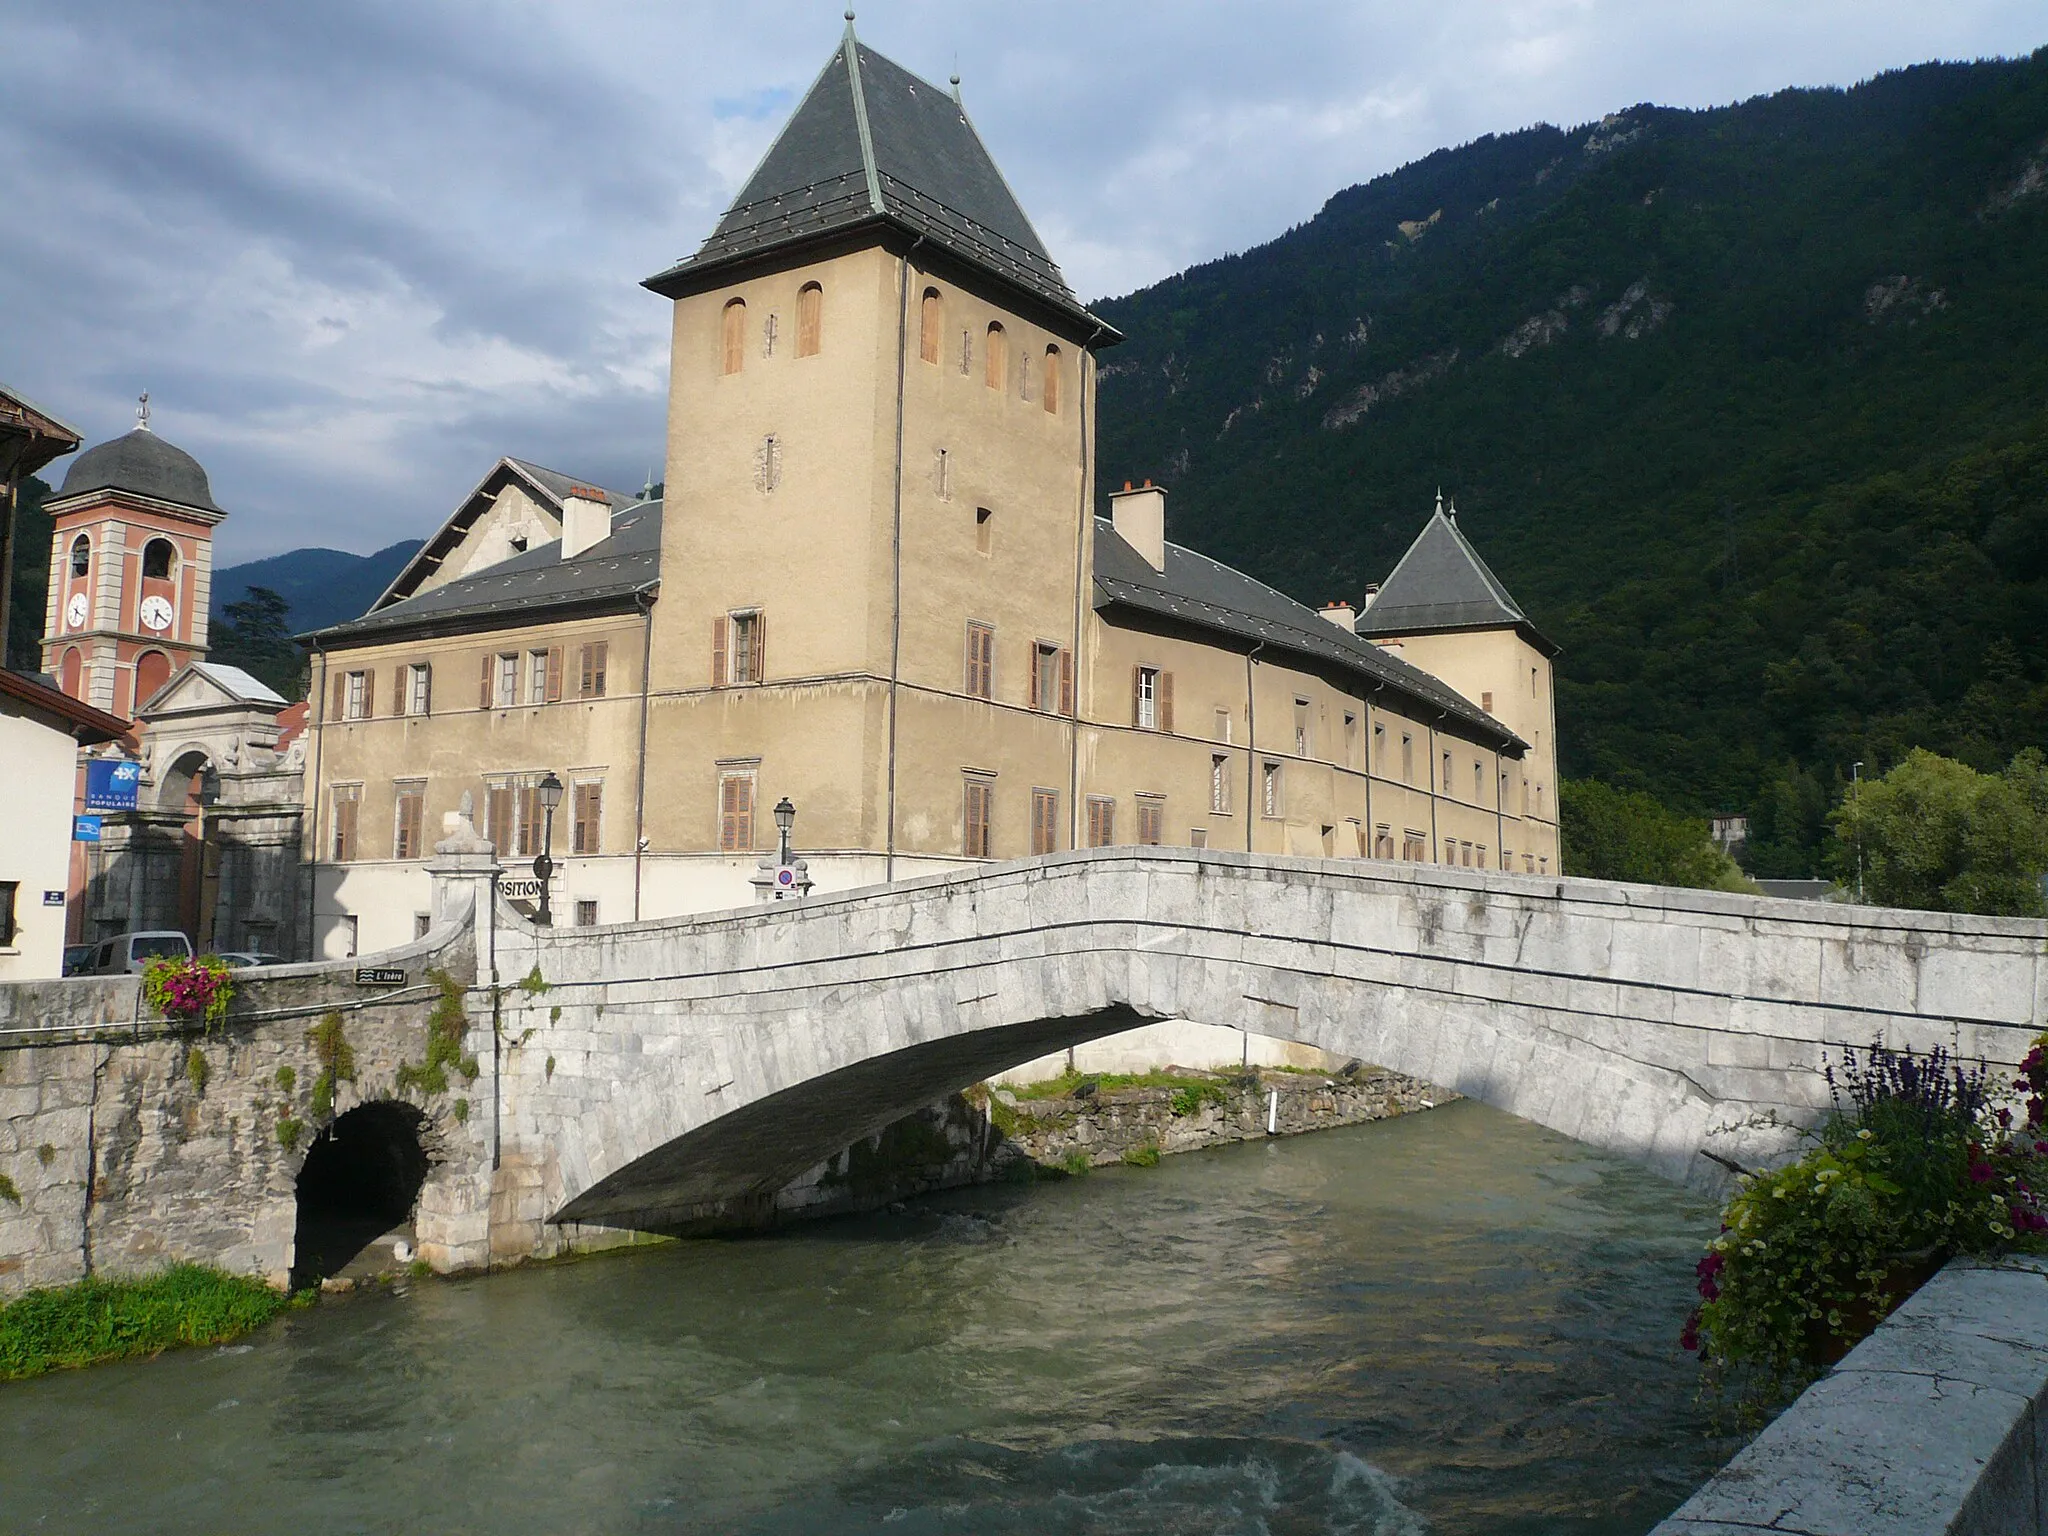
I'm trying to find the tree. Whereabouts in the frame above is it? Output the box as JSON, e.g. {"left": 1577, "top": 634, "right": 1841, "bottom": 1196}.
{"left": 1560, "top": 779, "right": 1754, "bottom": 891}
{"left": 208, "top": 586, "right": 304, "bottom": 701}
{"left": 1831, "top": 749, "right": 2048, "bottom": 917}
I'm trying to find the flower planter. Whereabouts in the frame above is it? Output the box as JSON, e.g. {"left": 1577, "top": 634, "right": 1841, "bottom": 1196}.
{"left": 1802, "top": 1248, "right": 1947, "bottom": 1370}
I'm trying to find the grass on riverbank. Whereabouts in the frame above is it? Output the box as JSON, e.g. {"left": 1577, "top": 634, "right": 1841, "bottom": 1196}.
{"left": 1, "top": 1265, "right": 295, "bottom": 1381}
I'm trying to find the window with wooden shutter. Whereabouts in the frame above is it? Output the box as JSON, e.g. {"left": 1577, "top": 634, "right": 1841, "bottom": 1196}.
{"left": 1059, "top": 649, "right": 1073, "bottom": 715}
{"left": 796, "top": 282, "right": 822, "bottom": 356}
{"left": 711, "top": 616, "right": 728, "bottom": 686}
{"left": 721, "top": 298, "right": 746, "bottom": 375}
{"left": 1133, "top": 666, "right": 1153, "bottom": 729}
{"left": 1158, "top": 671, "right": 1173, "bottom": 734}
{"left": 1029, "top": 643, "right": 1044, "bottom": 711}
{"left": 498, "top": 653, "right": 519, "bottom": 708}
{"left": 1042, "top": 346, "right": 1060, "bottom": 414}
{"left": 332, "top": 669, "right": 346, "bottom": 721}
{"left": 984, "top": 323, "right": 1006, "bottom": 391}
{"left": 580, "top": 640, "right": 608, "bottom": 698}
{"left": 1085, "top": 795, "right": 1115, "bottom": 848}
{"left": 361, "top": 670, "right": 374, "bottom": 718}
{"left": 486, "top": 782, "right": 513, "bottom": 852}
{"left": 546, "top": 646, "right": 564, "bottom": 703}
{"left": 572, "top": 781, "right": 602, "bottom": 855}
{"left": 1136, "top": 797, "right": 1164, "bottom": 846}
{"left": 393, "top": 782, "right": 425, "bottom": 859}
{"left": 729, "top": 611, "right": 762, "bottom": 683}
{"left": 718, "top": 768, "right": 756, "bottom": 852}
{"left": 480, "top": 654, "right": 494, "bottom": 709}
{"left": 391, "top": 667, "right": 405, "bottom": 716}
{"left": 414, "top": 663, "right": 433, "bottom": 716}
{"left": 517, "top": 780, "right": 541, "bottom": 857}
{"left": 1031, "top": 788, "right": 1058, "bottom": 855}
{"left": 963, "top": 777, "right": 993, "bottom": 858}
{"left": 331, "top": 784, "right": 360, "bottom": 861}
{"left": 964, "top": 622, "right": 994, "bottom": 699}
{"left": 919, "top": 289, "right": 942, "bottom": 364}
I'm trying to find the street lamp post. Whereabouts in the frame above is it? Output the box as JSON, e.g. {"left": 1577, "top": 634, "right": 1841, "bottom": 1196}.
{"left": 534, "top": 771, "right": 564, "bottom": 926}
{"left": 774, "top": 797, "right": 796, "bottom": 870}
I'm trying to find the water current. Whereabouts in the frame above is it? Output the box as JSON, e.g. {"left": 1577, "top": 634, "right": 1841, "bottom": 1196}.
{"left": 2, "top": 1100, "right": 1735, "bottom": 1535}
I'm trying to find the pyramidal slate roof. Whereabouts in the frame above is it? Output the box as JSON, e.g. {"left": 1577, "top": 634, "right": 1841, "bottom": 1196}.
{"left": 1355, "top": 499, "right": 1558, "bottom": 656}
{"left": 645, "top": 22, "right": 1113, "bottom": 337}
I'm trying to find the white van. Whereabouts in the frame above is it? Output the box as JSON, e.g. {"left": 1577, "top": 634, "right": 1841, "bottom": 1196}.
{"left": 88, "top": 931, "right": 194, "bottom": 975}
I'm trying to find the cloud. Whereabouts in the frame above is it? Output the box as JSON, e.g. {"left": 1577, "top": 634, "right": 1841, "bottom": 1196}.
{"left": 1, "top": 0, "right": 2040, "bottom": 561}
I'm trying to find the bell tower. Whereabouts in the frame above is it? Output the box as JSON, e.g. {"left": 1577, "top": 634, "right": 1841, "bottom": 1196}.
{"left": 40, "top": 394, "right": 225, "bottom": 719}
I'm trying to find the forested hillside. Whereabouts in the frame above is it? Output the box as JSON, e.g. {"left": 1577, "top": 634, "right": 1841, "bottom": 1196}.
{"left": 1093, "top": 51, "right": 2048, "bottom": 875}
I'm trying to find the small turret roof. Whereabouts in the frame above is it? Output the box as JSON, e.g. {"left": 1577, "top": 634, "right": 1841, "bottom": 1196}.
{"left": 1355, "top": 498, "right": 1558, "bottom": 656}
{"left": 55, "top": 426, "right": 221, "bottom": 515}
{"left": 645, "top": 23, "right": 1115, "bottom": 340}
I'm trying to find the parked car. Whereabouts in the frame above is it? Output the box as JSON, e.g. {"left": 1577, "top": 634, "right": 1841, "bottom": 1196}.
{"left": 62, "top": 944, "right": 97, "bottom": 977}
{"left": 216, "top": 951, "right": 284, "bottom": 969}
{"left": 86, "top": 931, "right": 193, "bottom": 975}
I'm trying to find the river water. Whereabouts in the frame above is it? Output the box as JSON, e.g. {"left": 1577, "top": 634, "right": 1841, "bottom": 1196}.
{"left": 2, "top": 1101, "right": 1733, "bottom": 1535}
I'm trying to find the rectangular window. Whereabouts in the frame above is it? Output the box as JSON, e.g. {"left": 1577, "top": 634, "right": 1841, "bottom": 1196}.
{"left": 1461, "top": 842, "right": 1473, "bottom": 867}
{"left": 1403, "top": 830, "right": 1427, "bottom": 862}
{"left": 407, "top": 663, "right": 432, "bottom": 716}
{"left": 975, "top": 506, "right": 994, "bottom": 555}
{"left": 728, "top": 612, "right": 763, "bottom": 684}
{"left": 393, "top": 781, "right": 425, "bottom": 860}
{"left": 1481, "top": 690, "right": 1494, "bottom": 714}
{"left": 580, "top": 641, "right": 608, "bottom": 699}
{"left": 1374, "top": 825, "right": 1394, "bottom": 859}
{"left": 529, "top": 650, "right": 549, "bottom": 705}
{"left": 1373, "top": 723, "right": 1386, "bottom": 771}
{"left": 1030, "top": 642, "right": 1071, "bottom": 714}
{"left": 517, "top": 779, "right": 543, "bottom": 857}
{"left": 1214, "top": 708, "right": 1232, "bottom": 744}
{"left": 1401, "top": 733, "right": 1414, "bottom": 782}
{"left": 1134, "top": 666, "right": 1158, "bottom": 729}
{"left": 575, "top": 899, "right": 599, "bottom": 927}
{"left": 572, "top": 781, "right": 602, "bottom": 855}
{"left": 1261, "top": 762, "right": 1282, "bottom": 818}
{"left": 1474, "top": 762, "right": 1484, "bottom": 800}
{"left": 1477, "top": 845, "right": 1488, "bottom": 869}
{"left": 963, "top": 776, "right": 994, "bottom": 858}
{"left": 0, "top": 882, "right": 17, "bottom": 947}
{"left": 1189, "top": 827, "right": 1208, "bottom": 849}
{"left": 964, "top": 622, "right": 995, "bottom": 699}
{"left": 1085, "top": 795, "right": 1116, "bottom": 848}
{"left": 1293, "top": 698, "right": 1311, "bottom": 758}
{"left": 1532, "top": 667, "right": 1540, "bottom": 697}
{"left": 331, "top": 784, "right": 361, "bottom": 861}
{"left": 486, "top": 780, "right": 513, "bottom": 853}
{"left": 1136, "top": 797, "right": 1164, "bottom": 846}
{"left": 496, "top": 653, "right": 519, "bottom": 708}
{"left": 344, "top": 670, "right": 368, "bottom": 721}
{"left": 718, "top": 767, "right": 757, "bottom": 853}
{"left": 1442, "top": 751, "right": 1454, "bottom": 793}
{"left": 1344, "top": 712, "right": 1358, "bottom": 765}
{"left": 1031, "top": 787, "right": 1060, "bottom": 855}
{"left": 1210, "top": 754, "right": 1230, "bottom": 814}
{"left": 414, "top": 913, "right": 432, "bottom": 940}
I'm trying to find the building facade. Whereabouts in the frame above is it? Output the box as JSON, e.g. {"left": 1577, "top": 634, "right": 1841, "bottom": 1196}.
{"left": 296, "top": 24, "right": 1560, "bottom": 957}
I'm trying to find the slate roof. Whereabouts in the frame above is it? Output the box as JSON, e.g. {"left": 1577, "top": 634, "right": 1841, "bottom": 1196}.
{"left": 644, "top": 24, "right": 1114, "bottom": 338}
{"left": 1092, "top": 519, "right": 1526, "bottom": 753}
{"left": 1356, "top": 501, "right": 1559, "bottom": 656}
{"left": 53, "top": 427, "right": 221, "bottom": 516}
{"left": 0, "top": 380, "right": 83, "bottom": 480}
{"left": 306, "top": 497, "right": 662, "bottom": 646}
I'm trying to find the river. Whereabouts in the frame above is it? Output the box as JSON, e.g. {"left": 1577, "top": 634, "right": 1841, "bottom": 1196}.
{"left": 2, "top": 1100, "right": 1732, "bottom": 1535}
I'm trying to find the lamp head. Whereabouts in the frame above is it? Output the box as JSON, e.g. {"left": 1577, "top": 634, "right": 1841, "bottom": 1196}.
{"left": 538, "top": 771, "right": 565, "bottom": 811}
{"left": 773, "top": 797, "right": 796, "bottom": 835}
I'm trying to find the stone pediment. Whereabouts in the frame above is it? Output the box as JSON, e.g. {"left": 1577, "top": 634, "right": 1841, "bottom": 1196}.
{"left": 141, "top": 660, "right": 288, "bottom": 720}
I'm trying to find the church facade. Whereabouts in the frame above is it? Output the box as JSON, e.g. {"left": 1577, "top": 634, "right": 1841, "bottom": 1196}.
{"left": 295, "top": 24, "right": 1560, "bottom": 957}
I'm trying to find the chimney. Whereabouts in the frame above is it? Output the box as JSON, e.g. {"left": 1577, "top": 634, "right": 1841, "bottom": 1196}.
{"left": 1360, "top": 583, "right": 1381, "bottom": 612}
{"left": 1109, "top": 479, "right": 1167, "bottom": 573}
{"left": 560, "top": 486, "right": 612, "bottom": 560}
{"left": 1319, "top": 600, "right": 1356, "bottom": 634}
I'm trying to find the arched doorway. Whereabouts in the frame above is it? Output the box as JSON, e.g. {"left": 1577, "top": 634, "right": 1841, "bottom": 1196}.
{"left": 159, "top": 749, "right": 220, "bottom": 947}
{"left": 292, "top": 1102, "right": 431, "bottom": 1287}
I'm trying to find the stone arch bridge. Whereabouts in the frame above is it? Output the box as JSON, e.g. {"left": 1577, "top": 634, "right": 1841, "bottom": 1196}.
{"left": 1, "top": 847, "right": 2042, "bottom": 1291}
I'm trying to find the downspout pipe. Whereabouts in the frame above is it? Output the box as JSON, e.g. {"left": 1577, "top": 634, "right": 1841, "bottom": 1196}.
{"left": 631, "top": 580, "right": 658, "bottom": 920}
{"left": 1244, "top": 640, "right": 1265, "bottom": 851}
{"left": 883, "top": 235, "right": 924, "bottom": 882}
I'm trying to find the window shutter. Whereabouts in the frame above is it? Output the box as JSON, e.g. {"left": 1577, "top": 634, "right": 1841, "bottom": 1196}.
{"left": 1059, "top": 649, "right": 1074, "bottom": 716}
{"left": 1132, "top": 665, "right": 1144, "bottom": 726}
{"left": 578, "top": 644, "right": 592, "bottom": 697}
{"left": 480, "top": 654, "right": 494, "bottom": 708}
{"left": 546, "top": 645, "right": 564, "bottom": 703}
{"left": 591, "top": 640, "right": 607, "bottom": 697}
{"left": 1159, "top": 672, "right": 1174, "bottom": 734}
{"left": 331, "top": 669, "right": 345, "bottom": 721}
{"left": 362, "top": 669, "right": 374, "bottom": 717}
{"left": 711, "top": 617, "right": 728, "bottom": 687}
{"left": 420, "top": 663, "right": 432, "bottom": 715}
{"left": 392, "top": 667, "right": 405, "bottom": 716}
{"left": 753, "top": 612, "right": 765, "bottom": 681}
{"left": 1028, "top": 645, "right": 1042, "bottom": 712}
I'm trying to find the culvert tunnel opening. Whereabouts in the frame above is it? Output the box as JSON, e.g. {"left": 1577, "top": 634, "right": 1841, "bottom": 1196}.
{"left": 292, "top": 1101, "right": 431, "bottom": 1287}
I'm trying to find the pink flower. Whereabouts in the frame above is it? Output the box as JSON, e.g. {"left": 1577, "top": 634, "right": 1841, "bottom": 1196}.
{"left": 1970, "top": 1160, "right": 1997, "bottom": 1184}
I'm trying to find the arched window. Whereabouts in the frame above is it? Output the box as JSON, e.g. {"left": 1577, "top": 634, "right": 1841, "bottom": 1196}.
{"left": 721, "top": 298, "right": 747, "bottom": 376}
{"left": 69, "top": 534, "right": 90, "bottom": 578}
{"left": 59, "top": 647, "right": 82, "bottom": 698}
{"left": 984, "top": 323, "right": 1007, "bottom": 392}
{"left": 1042, "top": 346, "right": 1061, "bottom": 415}
{"left": 919, "top": 288, "right": 942, "bottom": 364}
{"left": 142, "top": 538, "right": 176, "bottom": 580}
{"left": 134, "top": 649, "right": 172, "bottom": 709}
{"left": 796, "top": 282, "right": 823, "bottom": 357}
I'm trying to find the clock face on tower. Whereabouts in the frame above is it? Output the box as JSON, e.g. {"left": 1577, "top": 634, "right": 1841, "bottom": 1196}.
{"left": 139, "top": 594, "right": 175, "bottom": 633}
{"left": 65, "top": 592, "right": 88, "bottom": 630}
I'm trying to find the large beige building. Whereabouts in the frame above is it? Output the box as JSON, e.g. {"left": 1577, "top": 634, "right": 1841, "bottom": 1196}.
{"left": 300, "top": 25, "right": 1559, "bottom": 956}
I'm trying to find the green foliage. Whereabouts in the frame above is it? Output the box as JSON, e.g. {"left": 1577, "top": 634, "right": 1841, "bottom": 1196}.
{"left": 1560, "top": 779, "right": 1755, "bottom": 890}
{"left": 0, "top": 1174, "right": 17, "bottom": 1206}
{"left": 544, "top": 1054, "right": 556, "bottom": 1081}
{"left": 276, "top": 1115, "right": 303, "bottom": 1152}
{"left": 1170, "top": 1081, "right": 1231, "bottom": 1117}
{"left": 1121, "top": 1141, "right": 1162, "bottom": 1167}
{"left": 0, "top": 1264, "right": 290, "bottom": 1380}
{"left": 1092, "top": 56, "right": 2048, "bottom": 874}
{"left": 206, "top": 586, "right": 304, "bottom": 701}
{"left": 141, "top": 955, "right": 234, "bottom": 1031}
{"left": 1059, "top": 1149, "right": 1093, "bottom": 1177}
{"left": 1011, "top": 1068, "right": 1227, "bottom": 1102}
{"left": 1831, "top": 748, "right": 2048, "bottom": 915}
{"left": 307, "top": 1012, "right": 355, "bottom": 1121}
{"left": 36, "top": 1145, "right": 54, "bottom": 1167}
{"left": 397, "top": 970, "right": 478, "bottom": 1095}
{"left": 549, "top": 1005, "right": 561, "bottom": 1023}
{"left": 451, "top": 1098, "right": 469, "bottom": 1125}
{"left": 517, "top": 966, "right": 549, "bottom": 996}
{"left": 274, "top": 1065, "right": 294, "bottom": 1095}
{"left": 185, "top": 1047, "right": 209, "bottom": 1095}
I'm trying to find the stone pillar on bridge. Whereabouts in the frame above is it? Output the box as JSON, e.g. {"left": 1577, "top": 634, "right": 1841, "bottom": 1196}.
{"left": 424, "top": 792, "right": 499, "bottom": 951}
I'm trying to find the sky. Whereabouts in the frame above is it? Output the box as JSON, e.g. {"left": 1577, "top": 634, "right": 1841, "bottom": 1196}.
{"left": 3, "top": 2, "right": 2043, "bottom": 564}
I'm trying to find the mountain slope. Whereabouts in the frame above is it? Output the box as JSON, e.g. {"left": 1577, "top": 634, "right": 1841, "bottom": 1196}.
{"left": 211, "top": 541, "right": 423, "bottom": 634}
{"left": 1093, "top": 51, "right": 2048, "bottom": 874}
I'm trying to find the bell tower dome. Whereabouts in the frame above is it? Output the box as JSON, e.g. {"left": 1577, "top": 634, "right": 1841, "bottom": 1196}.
{"left": 39, "top": 394, "right": 225, "bottom": 718}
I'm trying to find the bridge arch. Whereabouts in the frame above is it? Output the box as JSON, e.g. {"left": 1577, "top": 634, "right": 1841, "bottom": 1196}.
{"left": 291, "top": 1100, "right": 432, "bottom": 1285}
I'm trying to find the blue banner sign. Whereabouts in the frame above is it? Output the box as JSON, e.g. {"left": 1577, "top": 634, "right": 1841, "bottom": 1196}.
{"left": 84, "top": 758, "right": 141, "bottom": 812}
{"left": 73, "top": 815, "right": 103, "bottom": 842}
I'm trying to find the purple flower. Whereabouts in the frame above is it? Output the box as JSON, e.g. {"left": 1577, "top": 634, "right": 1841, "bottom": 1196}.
{"left": 1970, "top": 1161, "right": 1998, "bottom": 1184}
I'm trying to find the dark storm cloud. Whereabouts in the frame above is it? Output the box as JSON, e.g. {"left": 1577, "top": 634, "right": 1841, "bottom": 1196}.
{"left": 2, "top": 0, "right": 2040, "bottom": 561}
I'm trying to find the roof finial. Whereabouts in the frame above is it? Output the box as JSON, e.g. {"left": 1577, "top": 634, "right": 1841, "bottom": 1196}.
{"left": 1434, "top": 485, "right": 1442, "bottom": 517}
{"left": 136, "top": 391, "right": 151, "bottom": 431}
{"left": 1448, "top": 495, "right": 1458, "bottom": 525}
{"left": 843, "top": 8, "right": 856, "bottom": 28}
